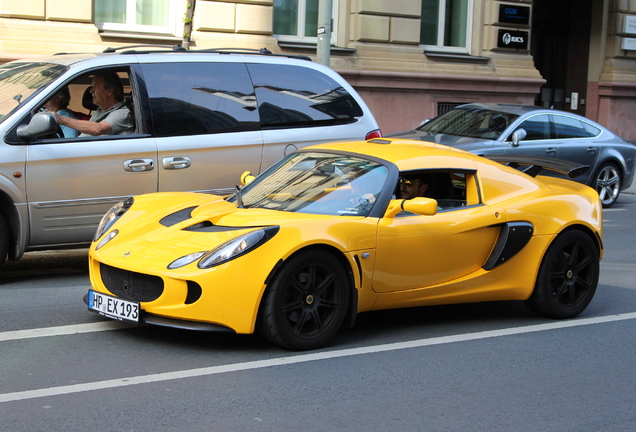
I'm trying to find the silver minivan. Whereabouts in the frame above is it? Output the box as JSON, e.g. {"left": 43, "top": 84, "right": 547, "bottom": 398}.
{"left": 0, "top": 47, "right": 381, "bottom": 266}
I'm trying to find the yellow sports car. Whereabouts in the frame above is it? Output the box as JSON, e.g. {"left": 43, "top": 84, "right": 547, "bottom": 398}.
{"left": 85, "top": 138, "right": 603, "bottom": 350}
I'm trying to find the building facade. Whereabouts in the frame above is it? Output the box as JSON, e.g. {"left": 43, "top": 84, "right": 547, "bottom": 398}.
{"left": 1, "top": 0, "right": 635, "bottom": 138}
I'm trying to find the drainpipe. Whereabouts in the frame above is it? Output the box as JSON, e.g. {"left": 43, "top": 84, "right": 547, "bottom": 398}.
{"left": 317, "top": 0, "right": 333, "bottom": 67}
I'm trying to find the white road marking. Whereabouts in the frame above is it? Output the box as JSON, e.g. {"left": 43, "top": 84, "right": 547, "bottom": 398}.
{"left": 0, "top": 321, "right": 133, "bottom": 342}
{"left": 2, "top": 312, "right": 636, "bottom": 403}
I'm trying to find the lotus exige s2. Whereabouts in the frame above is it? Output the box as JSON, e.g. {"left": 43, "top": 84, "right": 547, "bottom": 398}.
{"left": 85, "top": 138, "right": 603, "bottom": 350}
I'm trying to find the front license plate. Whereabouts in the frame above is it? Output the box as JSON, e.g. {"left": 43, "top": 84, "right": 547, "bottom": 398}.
{"left": 88, "top": 290, "right": 140, "bottom": 324}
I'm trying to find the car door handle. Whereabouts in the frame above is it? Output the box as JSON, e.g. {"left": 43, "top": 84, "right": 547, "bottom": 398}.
{"left": 545, "top": 148, "right": 556, "bottom": 155}
{"left": 587, "top": 147, "right": 597, "bottom": 154}
{"left": 124, "top": 159, "right": 154, "bottom": 172}
{"left": 162, "top": 156, "right": 192, "bottom": 170}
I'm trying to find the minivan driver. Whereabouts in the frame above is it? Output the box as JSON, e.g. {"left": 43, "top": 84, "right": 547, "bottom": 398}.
{"left": 54, "top": 72, "right": 134, "bottom": 136}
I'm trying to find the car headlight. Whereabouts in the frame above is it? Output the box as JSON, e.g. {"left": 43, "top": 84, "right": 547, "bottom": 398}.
{"left": 167, "top": 226, "right": 280, "bottom": 270}
{"left": 199, "top": 226, "right": 279, "bottom": 269}
{"left": 94, "top": 198, "right": 134, "bottom": 241}
{"left": 96, "top": 229, "right": 119, "bottom": 250}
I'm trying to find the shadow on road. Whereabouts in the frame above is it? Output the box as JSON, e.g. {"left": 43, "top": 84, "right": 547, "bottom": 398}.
{"left": 0, "top": 248, "right": 89, "bottom": 277}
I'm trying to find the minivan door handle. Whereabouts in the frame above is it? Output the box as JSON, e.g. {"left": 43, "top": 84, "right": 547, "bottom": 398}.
{"left": 162, "top": 156, "right": 192, "bottom": 170}
{"left": 124, "top": 159, "right": 154, "bottom": 172}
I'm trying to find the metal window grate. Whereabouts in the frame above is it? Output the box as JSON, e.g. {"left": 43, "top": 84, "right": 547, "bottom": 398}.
{"left": 437, "top": 102, "right": 467, "bottom": 115}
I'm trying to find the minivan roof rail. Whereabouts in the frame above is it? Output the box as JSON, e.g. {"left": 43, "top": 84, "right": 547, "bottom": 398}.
{"left": 98, "top": 45, "right": 311, "bottom": 61}
{"left": 103, "top": 45, "right": 187, "bottom": 53}
{"left": 192, "top": 47, "right": 311, "bottom": 61}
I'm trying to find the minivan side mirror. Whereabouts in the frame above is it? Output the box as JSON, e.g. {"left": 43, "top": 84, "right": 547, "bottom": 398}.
{"left": 511, "top": 128, "right": 527, "bottom": 147}
{"left": 240, "top": 171, "right": 255, "bottom": 185}
{"left": 17, "top": 112, "right": 58, "bottom": 141}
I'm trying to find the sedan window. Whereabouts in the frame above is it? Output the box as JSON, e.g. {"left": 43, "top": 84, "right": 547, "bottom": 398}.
{"left": 553, "top": 115, "right": 594, "bottom": 139}
{"left": 517, "top": 114, "right": 551, "bottom": 140}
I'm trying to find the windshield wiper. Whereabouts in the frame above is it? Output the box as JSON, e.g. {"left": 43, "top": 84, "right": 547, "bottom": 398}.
{"left": 235, "top": 185, "right": 244, "bottom": 208}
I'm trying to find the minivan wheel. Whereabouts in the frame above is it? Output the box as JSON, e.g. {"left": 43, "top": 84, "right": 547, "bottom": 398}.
{"left": 0, "top": 213, "right": 8, "bottom": 268}
{"left": 593, "top": 162, "right": 621, "bottom": 208}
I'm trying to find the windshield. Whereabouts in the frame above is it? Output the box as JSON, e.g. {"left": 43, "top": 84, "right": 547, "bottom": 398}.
{"left": 0, "top": 62, "right": 67, "bottom": 124}
{"left": 231, "top": 152, "right": 389, "bottom": 216}
{"left": 418, "top": 106, "right": 519, "bottom": 140}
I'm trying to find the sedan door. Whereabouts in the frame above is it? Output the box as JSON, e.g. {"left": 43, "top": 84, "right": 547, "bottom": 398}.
{"left": 548, "top": 114, "right": 600, "bottom": 184}
{"left": 503, "top": 114, "right": 559, "bottom": 159}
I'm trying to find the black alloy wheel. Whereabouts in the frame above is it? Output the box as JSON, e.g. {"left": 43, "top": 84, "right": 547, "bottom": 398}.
{"left": 525, "top": 230, "right": 600, "bottom": 319}
{"left": 258, "top": 250, "right": 349, "bottom": 350}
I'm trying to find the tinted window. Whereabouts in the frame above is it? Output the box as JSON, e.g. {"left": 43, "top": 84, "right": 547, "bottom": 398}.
{"left": 419, "top": 106, "right": 518, "bottom": 139}
{"left": 583, "top": 121, "right": 601, "bottom": 137}
{"left": 141, "top": 63, "right": 259, "bottom": 137}
{"left": 553, "top": 115, "right": 592, "bottom": 139}
{"left": 247, "top": 63, "right": 363, "bottom": 128}
{"left": 518, "top": 114, "right": 551, "bottom": 140}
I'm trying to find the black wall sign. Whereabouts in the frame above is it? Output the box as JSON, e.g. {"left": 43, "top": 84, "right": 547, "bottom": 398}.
{"left": 499, "top": 4, "right": 530, "bottom": 25}
{"left": 497, "top": 29, "right": 529, "bottom": 49}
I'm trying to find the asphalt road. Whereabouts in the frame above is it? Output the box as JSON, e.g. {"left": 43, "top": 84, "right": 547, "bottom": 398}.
{"left": 0, "top": 192, "right": 635, "bottom": 431}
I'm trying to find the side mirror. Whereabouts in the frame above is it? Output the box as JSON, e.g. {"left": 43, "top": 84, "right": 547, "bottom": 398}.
{"left": 16, "top": 112, "right": 58, "bottom": 141}
{"left": 240, "top": 171, "right": 255, "bottom": 186}
{"left": 511, "top": 128, "right": 527, "bottom": 147}
{"left": 384, "top": 198, "right": 438, "bottom": 218}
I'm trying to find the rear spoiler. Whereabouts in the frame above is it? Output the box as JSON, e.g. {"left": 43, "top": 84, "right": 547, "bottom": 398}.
{"left": 484, "top": 155, "right": 590, "bottom": 179}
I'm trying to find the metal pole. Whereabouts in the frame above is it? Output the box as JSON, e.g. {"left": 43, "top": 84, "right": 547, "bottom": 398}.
{"left": 316, "top": 0, "right": 333, "bottom": 66}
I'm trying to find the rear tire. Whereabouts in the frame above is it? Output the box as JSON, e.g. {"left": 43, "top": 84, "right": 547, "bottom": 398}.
{"left": 257, "top": 250, "right": 349, "bottom": 350}
{"left": 593, "top": 162, "right": 621, "bottom": 208}
{"left": 525, "top": 230, "right": 599, "bottom": 319}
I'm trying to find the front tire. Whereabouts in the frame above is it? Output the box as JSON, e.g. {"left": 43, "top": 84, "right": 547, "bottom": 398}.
{"left": 593, "top": 162, "right": 621, "bottom": 208}
{"left": 0, "top": 213, "right": 8, "bottom": 268}
{"left": 525, "top": 230, "right": 599, "bottom": 319}
{"left": 257, "top": 250, "right": 349, "bottom": 350}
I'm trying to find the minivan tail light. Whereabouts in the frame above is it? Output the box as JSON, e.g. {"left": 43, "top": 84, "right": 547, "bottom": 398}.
{"left": 365, "top": 129, "right": 382, "bottom": 140}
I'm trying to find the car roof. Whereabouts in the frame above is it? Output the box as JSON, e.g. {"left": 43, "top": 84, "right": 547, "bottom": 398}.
{"left": 456, "top": 102, "right": 546, "bottom": 116}
{"left": 8, "top": 46, "right": 312, "bottom": 69}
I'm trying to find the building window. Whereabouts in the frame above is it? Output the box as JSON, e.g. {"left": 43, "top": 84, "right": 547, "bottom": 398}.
{"left": 420, "top": 0, "right": 472, "bottom": 52}
{"left": 95, "top": 0, "right": 178, "bottom": 34}
{"left": 274, "top": 0, "right": 337, "bottom": 43}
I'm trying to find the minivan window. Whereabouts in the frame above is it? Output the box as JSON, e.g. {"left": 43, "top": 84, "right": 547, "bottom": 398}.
{"left": 141, "top": 62, "right": 259, "bottom": 137}
{"left": 0, "top": 62, "right": 67, "bottom": 123}
{"left": 247, "top": 63, "right": 364, "bottom": 128}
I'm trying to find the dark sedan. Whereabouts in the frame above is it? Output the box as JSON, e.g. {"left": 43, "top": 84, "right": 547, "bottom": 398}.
{"left": 389, "top": 103, "right": 636, "bottom": 207}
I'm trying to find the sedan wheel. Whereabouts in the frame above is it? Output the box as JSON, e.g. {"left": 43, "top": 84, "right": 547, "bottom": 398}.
{"left": 525, "top": 230, "right": 599, "bottom": 319}
{"left": 594, "top": 163, "right": 621, "bottom": 208}
{"left": 258, "top": 250, "right": 349, "bottom": 350}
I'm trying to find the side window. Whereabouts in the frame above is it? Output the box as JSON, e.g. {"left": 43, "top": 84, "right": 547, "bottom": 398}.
{"left": 518, "top": 114, "right": 551, "bottom": 141}
{"left": 553, "top": 115, "right": 594, "bottom": 139}
{"left": 141, "top": 63, "right": 259, "bottom": 137}
{"left": 247, "top": 63, "right": 364, "bottom": 128}
{"left": 397, "top": 170, "right": 478, "bottom": 213}
{"left": 582, "top": 121, "right": 601, "bottom": 137}
{"left": 7, "top": 67, "right": 134, "bottom": 143}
